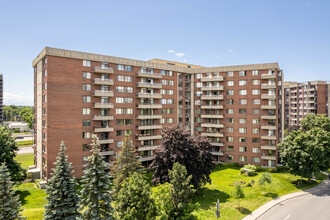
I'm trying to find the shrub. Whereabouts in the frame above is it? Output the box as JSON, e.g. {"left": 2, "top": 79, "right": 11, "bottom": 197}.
{"left": 244, "top": 164, "right": 257, "bottom": 171}
{"left": 247, "top": 170, "right": 257, "bottom": 177}
{"left": 233, "top": 162, "right": 242, "bottom": 168}
{"left": 240, "top": 168, "right": 245, "bottom": 175}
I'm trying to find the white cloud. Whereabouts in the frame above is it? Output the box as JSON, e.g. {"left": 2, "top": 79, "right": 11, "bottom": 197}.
{"left": 3, "top": 92, "right": 33, "bottom": 106}
{"left": 176, "top": 52, "right": 185, "bottom": 57}
{"left": 168, "top": 50, "right": 176, "bottom": 53}
{"left": 228, "top": 49, "right": 234, "bottom": 53}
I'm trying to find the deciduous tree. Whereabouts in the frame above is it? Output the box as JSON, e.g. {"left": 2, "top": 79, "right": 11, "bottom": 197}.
{"left": 232, "top": 182, "right": 244, "bottom": 208}
{"left": 258, "top": 172, "right": 272, "bottom": 189}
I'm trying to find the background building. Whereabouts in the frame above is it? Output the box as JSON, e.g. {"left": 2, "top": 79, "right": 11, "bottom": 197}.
{"left": 32, "top": 47, "right": 284, "bottom": 180}
{"left": 284, "top": 81, "right": 330, "bottom": 128}
{"left": 0, "top": 74, "right": 3, "bottom": 124}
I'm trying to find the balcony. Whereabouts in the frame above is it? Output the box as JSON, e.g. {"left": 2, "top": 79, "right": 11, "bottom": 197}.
{"left": 261, "top": 105, "right": 276, "bottom": 109}
{"left": 137, "top": 134, "right": 162, "bottom": 141}
{"left": 261, "top": 73, "right": 276, "bottom": 79}
{"left": 201, "top": 123, "right": 224, "bottom": 128}
{"left": 137, "top": 125, "right": 162, "bottom": 130}
{"left": 137, "top": 82, "right": 162, "bottom": 89}
{"left": 201, "top": 94, "right": 224, "bottom": 100}
{"left": 137, "top": 115, "right": 162, "bottom": 120}
{"left": 261, "top": 155, "right": 277, "bottom": 160}
{"left": 137, "top": 71, "right": 162, "bottom": 79}
{"left": 93, "top": 66, "right": 114, "bottom": 74}
{"left": 201, "top": 105, "right": 224, "bottom": 109}
{"left": 211, "top": 151, "right": 224, "bottom": 156}
{"left": 210, "top": 142, "right": 224, "bottom": 147}
{"left": 201, "top": 114, "right": 224, "bottom": 119}
{"left": 94, "top": 127, "right": 114, "bottom": 132}
{"left": 138, "top": 156, "right": 153, "bottom": 162}
{"left": 137, "top": 92, "right": 162, "bottom": 99}
{"left": 93, "top": 78, "right": 114, "bottom": 85}
{"left": 94, "top": 102, "right": 114, "bottom": 108}
{"left": 93, "top": 90, "right": 114, "bottom": 97}
{"left": 201, "top": 76, "right": 224, "bottom": 82}
{"left": 261, "top": 84, "right": 276, "bottom": 89}
{"left": 93, "top": 115, "right": 114, "bottom": 120}
{"left": 261, "top": 125, "right": 276, "bottom": 130}
{"left": 261, "top": 145, "right": 277, "bottom": 150}
{"left": 261, "top": 94, "right": 276, "bottom": 99}
{"left": 137, "top": 145, "right": 160, "bottom": 151}
{"left": 261, "top": 135, "right": 277, "bottom": 140}
{"left": 100, "top": 150, "right": 114, "bottom": 156}
{"left": 98, "top": 138, "right": 114, "bottom": 144}
{"left": 201, "top": 132, "right": 224, "bottom": 137}
{"left": 137, "top": 104, "right": 162, "bottom": 109}
{"left": 201, "top": 85, "right": 224, "bottom": 91}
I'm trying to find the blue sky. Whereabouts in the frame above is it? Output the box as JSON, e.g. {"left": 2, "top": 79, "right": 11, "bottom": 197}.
{"left": 0, "top": 0, "right": 329, "bottom": 105}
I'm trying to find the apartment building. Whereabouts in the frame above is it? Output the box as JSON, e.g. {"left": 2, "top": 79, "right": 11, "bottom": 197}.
{"left": 0, "top": 74, "right": 3, "bottom": 124}
{"left": 32, "top": 47, "right": 284, "bottom": 180}
{"left": 284, "top": 81, "right": 330, "bottom": 128}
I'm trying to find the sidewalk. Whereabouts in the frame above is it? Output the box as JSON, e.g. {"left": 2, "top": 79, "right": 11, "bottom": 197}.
{"left": 242, "top": 175, "right": 330, "bottom": 220}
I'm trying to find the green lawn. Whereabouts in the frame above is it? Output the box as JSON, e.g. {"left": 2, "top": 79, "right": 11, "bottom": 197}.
{"left": 191, "top": 166, "right": 326, "bottom": 220}
{"left": 17, "top": 140, "right": 34, "bottom": 147}
{"left": 15, "top": 153, "right": 34, "bottom": 169}
{"left": 15, "top": 183, "right": 46, "bottom": 219}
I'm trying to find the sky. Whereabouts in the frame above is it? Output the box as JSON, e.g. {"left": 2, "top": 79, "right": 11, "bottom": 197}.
{"left": 0, "top": 0, "right": 329, "bottom": 106}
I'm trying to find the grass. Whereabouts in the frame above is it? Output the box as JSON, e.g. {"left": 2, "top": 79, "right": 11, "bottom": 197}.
{"left": 17, "top": 140, "right": 34, "bottom": 147}
{"left": 15, "top": 183, "right": 46, "bottom": 219}
{"left": 191, "top": 165, "right": 326, "bottom": 220}
{"left": 15, "top": 153, "right": 34, "bottom": 169}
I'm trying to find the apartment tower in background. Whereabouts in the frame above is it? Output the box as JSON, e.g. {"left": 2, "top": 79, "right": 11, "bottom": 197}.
{"left": 32, "top": 47, "right": 284, "bottom": 180}
{"left": 284, "top": 81, "right": 330, "bottom": 128}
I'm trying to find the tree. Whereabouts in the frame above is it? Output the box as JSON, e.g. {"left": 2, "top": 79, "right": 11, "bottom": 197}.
{"left": 44, "top": 141, "right": 80, "bottom": 220}
{"left": 112, "top": 135, "right": 142, "bottom": 197}
{"left": 279, "top": 128, "right": 330, "bottom": 182}
{"left": 0, "top": 125, "right": 27, "bottom": 181}
{"left": 150, "top": 124, "right": 215, "bottom": 189}
{"left": 232, "top": 182, "right": 244, "bottom": 208}
{"left": 114, "top": 172, "right": 156, "bottom": 220}
{"left": 300, "top": 114, "right": 330, "bottom": 132}
{"left": 79, "top": 135, "right": 114, "bottom": 220}
{"left": 19, "top": 107, "right": 33, "bottom": 129}
{"left": 258, "top": 172, "right": 272, "bottom": 189}
{"left": 0, "top": 163, "right": 25, "bottom": 220}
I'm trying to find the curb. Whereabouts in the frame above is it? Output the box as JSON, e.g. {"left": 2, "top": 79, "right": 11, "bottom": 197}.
{"left": 242, "top": 179, "right": 329, "bottom": 220}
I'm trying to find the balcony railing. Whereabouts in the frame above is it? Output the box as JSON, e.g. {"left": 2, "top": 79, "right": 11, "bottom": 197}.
{"left": 137, "top": 71, "right": 162, "bottom": 78}
{"left": 93, "top": 78, "right": 114, "bottom": 85}
{"left": 94, "top": 90, "right": 114, "bottom": 97}
{"left": 94, "top": 102, "right": 114, "bottom": 108}
{"left": 93, "top": 66, "right": 114, "bottom": 74}
{"left": 137, "top": 82, "right": 162, "bottom": 88}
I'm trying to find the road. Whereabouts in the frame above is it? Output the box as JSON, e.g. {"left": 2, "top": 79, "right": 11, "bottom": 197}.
{"left": 259, "top": 180, "right": 330, "bottom": 220}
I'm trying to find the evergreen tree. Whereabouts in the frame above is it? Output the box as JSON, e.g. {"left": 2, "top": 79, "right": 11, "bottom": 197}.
{"left": 79, "top": 135, "right": 114, "bottom": 220}
{"left": 0, "top": 162, "right": 25, "bottom": 220}
{"left": 0, "top": 125, "right": 27, "bottom": 181}
{"left": 115, "top": 172, "right": 156, "bottom": 220}
{"left": 112, "top": 135, "right": 142, "bottom": 197}
{"left": 151, "top": 124, "right": 215, "bottom": 189}
{"left": 44, "top": 141, "right": 81, "bottom": 220}
{"left": 232, "top": 182, "right": 244, "bottom": 208}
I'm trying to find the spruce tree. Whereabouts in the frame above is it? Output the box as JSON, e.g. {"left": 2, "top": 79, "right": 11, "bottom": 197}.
{"left": 79, "top": 135, "right": 114, "bottom": 220}
{"left": 115, "top": 172, "right": 156, "bottom": 220}
{"left": 0, "top": 162, "right": 25, "bottom": 220}
{"left": 112, "top": 135, "right": 142, "bottom": 197}
{"left": 44, "top": 141, "right": 81, "bottom": 220}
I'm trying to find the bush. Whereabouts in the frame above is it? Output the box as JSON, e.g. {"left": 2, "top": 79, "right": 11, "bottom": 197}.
{"left": 244, "top": 164, "right": 257, "bottom": 171}
{"left": 233, "top": 162, "right": 242, "bottom": 168}
{"left": 247, "top": 170, "right": 257, "bottom": 177}
{"left": 246, "top": 183, "right": 252, "bottom": 187}
{"left": 276, "top": 166, "right": 288, "bottom": 173}
{"left": 240, "top": 168, "right": 245, "bottom": 175}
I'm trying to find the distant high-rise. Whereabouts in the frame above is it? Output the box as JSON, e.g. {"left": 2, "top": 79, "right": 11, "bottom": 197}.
{"left": 0, "top": 74, "right": 3, "bottom": 124}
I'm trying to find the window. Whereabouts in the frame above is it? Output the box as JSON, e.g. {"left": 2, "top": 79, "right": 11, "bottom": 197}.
{"left": 252, "top": 109, "right": 260, "bottom": 114}
{"left": 116, "top": 130, "right": 133, "bottom": 136}
{"left": 227, "top": 109, "right": 234, "bottom": 114}
{"left": 195, "top": 82, "right": 202, "bottom": 88}
{"left": 82, "top": 108, "right": 90, "bottom": 115}
{"left": 82, "top": 144, "right": 91, "bottom": 151}
{"left": 83, "top": 72, "right": 91, "bottom": 79}
{"left": 252, "top": 89, "right": 260, "bottom": 95}
{"left": 116, "top": 108, "right": 133, "bottom": 114}
{"left": 116, "top": 86, "right": 133, "bottom": 93}
{"left": 227, "top": 71, "right": 234, "bottom": 77}
{"left": 252, "top": 138, "right": 260, "bottom": 143}
{"left": 239, "top": 90, "right": 247, "bottom": 95}
{"left": 252, "top": 70, "right": 259, "bottom": 76}
{"left": 239, "top": 137, "right": 246, "bottom": 143}
{"left": 239, "top": 99, "right": 247, "bottom": 105}
{"left": 239, "top": 109, "right": 246, "bottom": 114}
{"left": 226, "top": 127, "right": 234, "bottom": 133}
{"left": 239, "top": 118, "right": 247, "bottom": 124}
{"left": 82, "top": 84, "right": 91, "bottom": 91}
{"left": 252, "top": 99, "right": 260, "bottom": 105}
{"left": 239, "top": 128, "right": 247, "bottom": 133}
{"left": 227, "top": 99, "right": 234, "bottom": 104}
{"left": 83, "top": 96, "right": 91, "bottom": 103}
{"left": 195, "top": 91, "right": 203, "bottom": 97}
{"left": 227, "top": 90, "right": 234, "bottom": 95}
{"left": 195, "top": 100, "right": 201, "bottom": 105}
{"left": 162, "top": 108, "right": 174, "bottom": 114}
{"left": 239, "top": 156, "right": 246, "bottom": 162}
{"left": 252, "top": 119, "right": 260, "bottom": 124}
{"left": 252, "top": 157, "right": 260, "bottom": 163}
{"left": 239, "top": 147, "right": 247, "bottom": 152}
{"left": 252, "top": 128, "right": 260, "bottom": 134}
{"left": 82, "top": 120, "right": 91, "bottom": 127}
{"left": 239, "top": 80, "right": 247, "bottom": 86}
{"left": 227, "top": 81, "right": 234, "bottom": 86}
{"left": 117, "top": 64, "right": 132, "bottom": 71}
{"left": 116, "top": 97, "right": 133, "bottom": 103}
{"left": 226, "top": 137, "right": 234, "bottom": 142}
{"left": 252, "top": 80, "right": 260, "bottom": 85}
{"left": 83, "top": 60, "right": 91, "bottom": 67}
{"left": 168, "top": 80, "right": 174, "bottom": 86}
{"left": 116, "top": 75, "right": 133, "bottom": 82}
{"left": 252, "top": 148, "right": 260, "bottom": 153}
{"left": 239, "top": 71, "right": 246, "bottom": 76}
{"left": 226, "top": 118, "right": 234, "bottom": 123}
{"left": 196, "top": 73, "right": 202, "bottom": 79}
{"left": 83, "top": 132, "right": 91, "bottom": 139}
{"left": 227, "top": 146, "right": 234, "bottom": 151}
